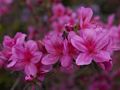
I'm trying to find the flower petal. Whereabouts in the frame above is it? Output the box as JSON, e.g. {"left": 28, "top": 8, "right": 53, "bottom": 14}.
{"left": 84, "top": 8, "right": 93, "bottom": 24}
{"left": 25, "top": 63, "right": 37, "bottom": 77}
{"left": 41, "top": 54, "right": 59, "bottom": 65}
{"left": 31, "top": 52, "right": 42, "bottom": 63}
{"left": 25, "top": 40, "right": 38, "bottom": 52}
{"left": 94, "top": 51, "right": 111, "bottom": 62}
{"left": 95, "top": 32, "right": 110, "bottom": 50}
{"left": 3, "top": 36, "right": 13, "bottom": 48}
{"left": 98, "top": 61, "right": 112, "bottom": 71}
{"left": 7, "top": 59, "right": 17, "bottom": 68}
{"left": 44, "top": 40, "right": 56, "bottom": 53}
{"left": 61, "top": 55, "right": 72, "bottom": 67}
{"left": 76, "top": 53, "right": 92, "bottom": 65}
{"left": 15, "top": 32, "right": 26, "bottom": 45}
{"left": 12, "top": 45, "right": 24, "bottom": 59}
{"left": 71, "top": 35, "right": 87, "bottom": 52}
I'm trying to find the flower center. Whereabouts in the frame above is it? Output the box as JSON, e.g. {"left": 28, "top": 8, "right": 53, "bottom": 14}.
{"left": 24, "top": 50, "right": 33, "bottom": 63}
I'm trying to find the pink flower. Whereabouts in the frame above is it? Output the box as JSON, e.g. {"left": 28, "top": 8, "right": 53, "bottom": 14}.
{"left": 107, "top": 14, "right": 115, "bottom": 28}
{"left": 42, "top": 34, "right": 64, "bottom": 65}
{"left": 62, "top": 39, "right": 78, "bottom": 67}
{"left": 52, "top": 3, "right": 65, "bottom": 17}
{"left": 42, "top": 33, "right": 77, "bottom": 67}
{"left": 70, "top": 29, "right": 112, "bottom": 65}
{"left": 77, "top": 7, "right": 93, "bottom": 29}
{"left": 51, "top": 14, "right": 77, "bottom": 32}
{"left": 7, "top": 40, "right": 42, "bottom": 79}
{"left": 3, "top": 32, "right": 26, "bottom": 49}
{"left": 0, "top": 32, "right": 26, "bottom": 66}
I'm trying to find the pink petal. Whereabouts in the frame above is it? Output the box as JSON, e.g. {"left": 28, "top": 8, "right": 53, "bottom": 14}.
{"left": 41, "top": 65, "right": 52, "bottom": 72}
{"left": 44, "top": 40, "right": 56, "bottom": 53}
{"left": 94, "top": 51, "right": 111, "bottom": 62}
{"left": 25, "top": 40, "right": 38, "bottom": 52}
{"left": 95, "top": 32, "right": 110, "bottom": 50}
{"left": 25, "top": 63, "right": 37, "bottom": 76}
{"left": 82, "top": 29, "right": 96, "bottom": 41}
{"left": 61, "top": 55, "right": 72, "bottom": 67}
{"left": 76, "top": 53, "right": 92, "bottom": 65}
{"left": 71, "top": 35, "right": 87, "bottom": 52}
{"left": 12, "top": 45, "right": 24, "bottom": 59}
{"left": 15, "top": 32, "right": 26, "bottom": 45}
{"left": 41, "top": 54, "right": 59, "bottom": 65}
{"left": 3, "top": 36, "right": 13, "bottom": 48}
{"left": 31, "top": 52, "right": 42, "bottom": 63}
{"left": 7, "top": 59, "right": 17, "bottom": 68}
{"left": 80, "top": 18, "right": 84, "bottom": 28}
{"left": 14, "top": 32, "right": 26, "bottom": 40}
{"left": 25, "top": 75, "right": 33, "bottom": 81}
{"left": 68, "top": 31, "right": 76, "bottom": 41}
{"left": 44, "top": 34, "right": 63, "bottom": 54}
{"left": 84, "top": 8, "right": 93, "bottom": 24}
{"left": 107, "top": 14, "right": 115, "bottom": 27}
{"left": 98, "top": 61, "right": 112, "bottom": 71}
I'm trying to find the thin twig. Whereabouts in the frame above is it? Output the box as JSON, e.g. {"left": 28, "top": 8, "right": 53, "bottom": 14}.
{"left": 10, "top": 77, "right": 21, "bottom": 90}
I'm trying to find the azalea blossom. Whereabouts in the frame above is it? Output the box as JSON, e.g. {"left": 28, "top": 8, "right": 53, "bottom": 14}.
{"left": 70, "top": 29, "right": 112, "bottom": 65}
{"left": 7, "top": 40, "right": 42, "bottom": 79}
{"left": 42, "top": 33, "right": 77, "bottom": 68}
{"left": 52, "top": 3, "right": 65, "bottom": 17}
{"left": 0, "top": 32, "right": 26, "bottom": 66}
{"left": 77, "top": 7, "right": 93, "bottom": 29}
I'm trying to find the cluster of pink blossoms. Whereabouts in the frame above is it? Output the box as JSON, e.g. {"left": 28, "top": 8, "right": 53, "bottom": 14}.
{"left": 0, "top": 33, "right": 52, "bottom": 81}
{"left": 0, "top": 3, "right": 120, "bottom": 82}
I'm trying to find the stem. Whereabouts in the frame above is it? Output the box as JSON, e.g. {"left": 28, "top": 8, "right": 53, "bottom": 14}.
{"left": 10, "top": 77, "right": 21, "bottom": 90}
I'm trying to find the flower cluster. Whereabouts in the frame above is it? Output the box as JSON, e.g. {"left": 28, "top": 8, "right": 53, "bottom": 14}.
{"left": 0, "top": 3, "right": 120, "bottom": 84}
{"left": 0, "top": 32, "right": 52, "bottom": 81}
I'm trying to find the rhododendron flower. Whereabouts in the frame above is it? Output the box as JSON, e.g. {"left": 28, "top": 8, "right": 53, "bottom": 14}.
{"left": 0, "top": 32, "right": 26, "bottom": 65}
{"left": 51, "top": 14, "right": 77, "bottom": 32}
{"left": 42, "top": 34, "right": 64, "bottom": 66}
{"left": 70, "top": 29, "right": 112, "bottom": 65}
{"left": 42, "top": 34, "right": 77, "bottom": 68}
{"left": 52, "top": 3, "right": 65, "bottom": 17}
{"left": 77, "top": 7, "right": 93, "bottom": 29}
{"left": 3, "top": 32, "right": 26, "bottom": 49}
{"left": 7, "top": 40, "right": 42, "bottom": 79}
